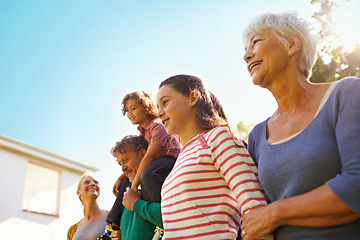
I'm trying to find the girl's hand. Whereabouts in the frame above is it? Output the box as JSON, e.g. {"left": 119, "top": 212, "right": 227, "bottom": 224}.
{"left": 130, "top": 179, "right": 140, "bottom": 192}
{"left": 240, "top": 206, "right": 277, "bottom": 240}
{"left": 110, "top": 230, "right": 122, "bottom": 240}
{"left": 130, "top": 176, "right": 140, "bottom": 192}
{"left": 122, "top": 187, "right": 142, "bottom": 211}
{"left": 131, "top": 186, "right": 138, "bottom": 192}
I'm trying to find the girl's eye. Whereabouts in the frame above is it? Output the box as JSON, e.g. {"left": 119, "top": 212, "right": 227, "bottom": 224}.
{"left": 163, "top": 100, "right": 169, "bottom": 105}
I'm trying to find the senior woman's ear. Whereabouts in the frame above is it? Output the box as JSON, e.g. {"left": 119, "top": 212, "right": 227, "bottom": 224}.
{"left": 287, "top": 34, "right": 302, "bottom": 56}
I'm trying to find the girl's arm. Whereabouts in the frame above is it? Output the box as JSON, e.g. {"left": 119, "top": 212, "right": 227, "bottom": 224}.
{"left": 241, "top": 185, "right": 359, "bottom": 240}
{"left": 209, "top": 127, "right": 272, "bottom": 240}
{"left": 131, "top": 144, "right": 161, "bottom": 190}
{"left": 210, "top": 128, "right": 268, "bottom": 214}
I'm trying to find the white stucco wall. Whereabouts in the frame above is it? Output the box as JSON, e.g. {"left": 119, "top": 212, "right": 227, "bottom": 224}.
{"left": 0, "top": 135, "right": 97, "bottom": 240}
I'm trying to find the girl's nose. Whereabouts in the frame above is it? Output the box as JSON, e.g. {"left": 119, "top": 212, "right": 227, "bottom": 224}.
{"left": 157, "top": 107, "right": 164, "bottom": 118}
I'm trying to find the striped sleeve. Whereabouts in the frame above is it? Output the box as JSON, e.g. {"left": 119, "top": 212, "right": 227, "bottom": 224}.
{"left": 207, "top": 127, "right": 267, "bottom": 215}
{"left": 161, "top": 126, "right": 272, "bottom": 240}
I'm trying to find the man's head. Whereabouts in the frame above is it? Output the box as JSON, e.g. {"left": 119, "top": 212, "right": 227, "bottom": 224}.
{"left": 111, "top": 135, "right": 148, "bottom": 182}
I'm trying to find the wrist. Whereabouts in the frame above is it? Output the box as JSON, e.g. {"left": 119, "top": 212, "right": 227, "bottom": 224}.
{"left": 132, "top": 199, "right": 144, "bottom": 212}
{"left": 268, "top": 200, "right": 284, "bottom": 228}
{"left": 131, "top": 177, "right": 140, "bottom": 188}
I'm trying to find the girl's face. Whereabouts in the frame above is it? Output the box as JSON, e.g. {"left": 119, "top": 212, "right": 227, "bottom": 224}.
{"left": 124, "top": 98, "right": 148, "bottom": 125}
{"left": 243, "top": 29, "right": 289, "bottom": 88}
{"left": 156, "top": 85, "right": 193, "bottom": 137}
{"left": 77, "top": 176, "right": 100, "bottom": 201}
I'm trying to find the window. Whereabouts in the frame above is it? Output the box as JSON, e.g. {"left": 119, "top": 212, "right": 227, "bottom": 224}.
{"left": 22, "top": 162, "right": 61, "bottom": 216}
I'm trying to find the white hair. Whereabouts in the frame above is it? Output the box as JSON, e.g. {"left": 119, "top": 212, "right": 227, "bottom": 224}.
{"left": 243, "top": 12, "right": 319, "bottom": 79}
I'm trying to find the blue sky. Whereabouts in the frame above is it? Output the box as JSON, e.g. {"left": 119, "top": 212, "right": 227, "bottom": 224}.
{"left": 1, "top": 0, "right": 359, "bottom": 209}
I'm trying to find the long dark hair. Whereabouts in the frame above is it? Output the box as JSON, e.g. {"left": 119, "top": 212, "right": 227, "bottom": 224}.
{"left": 159, "top": 74, "right": 228, "bottom": 130}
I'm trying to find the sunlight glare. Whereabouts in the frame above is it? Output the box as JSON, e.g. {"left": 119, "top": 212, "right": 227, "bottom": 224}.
{"left": 331, "top": 0, "right": 360, "bottom": 52}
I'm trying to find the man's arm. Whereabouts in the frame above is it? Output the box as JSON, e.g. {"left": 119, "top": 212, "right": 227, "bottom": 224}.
{"left": 123, "top": 187, "right": 163, "bottom": 228}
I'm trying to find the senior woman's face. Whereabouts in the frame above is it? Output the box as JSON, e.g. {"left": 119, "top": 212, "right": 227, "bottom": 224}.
{"left": 243, "top": 29, "right": 289, "bottom": 87}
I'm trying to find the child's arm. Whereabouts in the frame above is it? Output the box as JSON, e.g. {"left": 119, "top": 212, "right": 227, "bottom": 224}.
{"left": 210, "top": 127, "right": 272, "bottom": 239}
{"left": 113, "top": 173, "right": 126, "bottom": 196}
{"left": 131, "top": 144, "right": 161, "bottom": 190}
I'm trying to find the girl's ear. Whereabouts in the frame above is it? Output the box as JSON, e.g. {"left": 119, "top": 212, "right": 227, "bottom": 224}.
{"left": 287, "top": 33, "right": 302, "bottom": 56}
{"left": 189, "top": 90, "right": 200, "bottom": 108}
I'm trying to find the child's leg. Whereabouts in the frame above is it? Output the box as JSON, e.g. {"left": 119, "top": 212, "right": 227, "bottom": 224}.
{"left": 140, "top": 156, "right": 176, "bottom": 203}
{"left": 106, "top": 177, "right": 131, "bottom": 226}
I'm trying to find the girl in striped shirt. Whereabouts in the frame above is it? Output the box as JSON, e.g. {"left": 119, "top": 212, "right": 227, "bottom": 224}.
{"left": 156, "top": 74, "right": 273, "bottom": 240}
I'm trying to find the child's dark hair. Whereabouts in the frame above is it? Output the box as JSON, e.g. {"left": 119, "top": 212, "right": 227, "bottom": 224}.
{"left": 121, "top": 91, "right": 158, "bottom": 119}
{"left": 111, "top": 135, "right": 148, "bottom": 157}
{"left": 159, "top": 74, "right": 228, "bottom": 130}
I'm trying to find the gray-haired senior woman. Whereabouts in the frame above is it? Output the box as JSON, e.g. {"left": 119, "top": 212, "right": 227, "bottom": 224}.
{"left": 240, "top": 12, "right": 360, "bottom": 240}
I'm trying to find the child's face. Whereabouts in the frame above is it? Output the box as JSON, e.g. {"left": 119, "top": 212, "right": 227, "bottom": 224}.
{"left": 156, "top": 85, "right": 193, "bottom": 136}
{"left": 124, "top": 98, "right": 148, "bottom": 125}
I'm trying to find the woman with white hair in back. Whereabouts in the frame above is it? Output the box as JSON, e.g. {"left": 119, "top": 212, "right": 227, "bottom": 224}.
{"left": 240, "top": 11, "right": 360, "bottom": 240}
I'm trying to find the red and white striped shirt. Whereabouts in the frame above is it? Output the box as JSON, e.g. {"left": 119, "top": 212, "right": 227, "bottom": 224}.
{"left": 161, "top": 126, "right": 270, "bottom": 240}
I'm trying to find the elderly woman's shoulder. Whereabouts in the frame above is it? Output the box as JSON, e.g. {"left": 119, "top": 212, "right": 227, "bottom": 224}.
{"left": 330, "top": 77, "right": 360, "bottom": 101}
{"left": 248, "top": 118, "right": 268, "bottom": 139}
{"left": 333, "top": 77, "right": 360, "bottom": 90}
{"left": 338, "top": 76, "right": 360, "bottom": 84}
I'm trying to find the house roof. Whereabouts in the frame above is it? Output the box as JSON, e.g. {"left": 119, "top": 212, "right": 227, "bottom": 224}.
{"left": 0, "top": 134, "right": 98, "bottom": 173}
